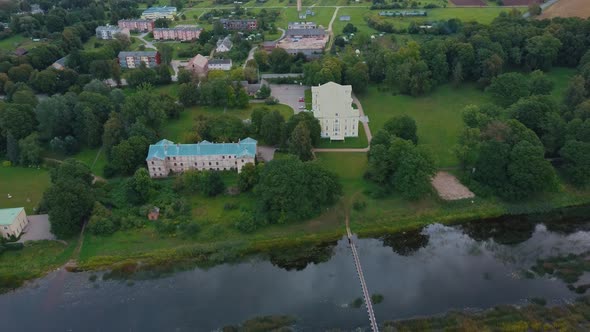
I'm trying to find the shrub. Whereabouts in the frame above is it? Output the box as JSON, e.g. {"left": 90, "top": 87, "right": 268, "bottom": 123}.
{"left": 2, "top": 161, "right": 11, "bottom": 167}
{"left": 3, "top": 242, "right": 24, "bottom": 251}
{"left": 235, "top": 212, "right": 258, "bottom": 233}
{"left": 352, "top": 200, "right": 367, "bottom": 211}
{"left": 155, "top": 219, "right": 177, "bottom": 235}
{"left": 264, "top": 96, "right": 278, "bottom": 105}
{"left": 179, "top": 221, "right": 201, "bottom": 237}
{"left": 119, "top": 215, "right": 146, "bottom": 230}
{"left": 87, "top": 216, "right": 118, "bottom": 236}
{"left": 223, "top": 202, "right": 239, "bottom": 210}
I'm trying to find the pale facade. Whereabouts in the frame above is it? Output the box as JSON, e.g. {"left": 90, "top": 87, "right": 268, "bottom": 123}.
{"left": 0, "top": 207, "right": 28, "bottom": 239}
{"left": 96, "top": 26, "right": 129, "bottom": 40}
{"left": 311, "top": 82, "right": 360, "bottom": 140}
{"left": 153, "top": 27, "right": 202, "bottom": 41}
{"left": 146, "top": 138, "right": 257, "bottom": 178}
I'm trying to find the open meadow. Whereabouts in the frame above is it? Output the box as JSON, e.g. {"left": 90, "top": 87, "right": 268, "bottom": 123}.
{"left": 0, "top": 166, "right": 50, "bottom": 214}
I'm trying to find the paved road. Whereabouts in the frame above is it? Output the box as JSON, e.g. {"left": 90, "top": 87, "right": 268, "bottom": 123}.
{"left": 134, "top": 32, "right": 157, "bottom": 50}
{"left": 18, "top": 214, "right": 55, "bottom": 243}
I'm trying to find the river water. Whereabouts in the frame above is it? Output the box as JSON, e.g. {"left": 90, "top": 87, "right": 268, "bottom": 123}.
{"left": 2, "top": 218, "right": 590, "bottom": 331}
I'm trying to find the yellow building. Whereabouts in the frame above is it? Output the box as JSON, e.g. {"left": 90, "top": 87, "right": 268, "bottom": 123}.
{"left": 0, "top": 207, "right": 28, "bottom": 239}
{"left": 311, "top": 82, "right": 360, "bottom": 140}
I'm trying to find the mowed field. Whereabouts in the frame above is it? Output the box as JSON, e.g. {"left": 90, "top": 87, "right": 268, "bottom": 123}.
{"left": 0, "top": 166, "right": 51, "bottom": 213}
{"left": 539, "top": 0, "right": 590, "bottom": 19}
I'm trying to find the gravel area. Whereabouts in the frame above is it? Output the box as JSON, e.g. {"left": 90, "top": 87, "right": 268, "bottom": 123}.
{"left": 431, "top": 171, "right": 475, "bottom": 201}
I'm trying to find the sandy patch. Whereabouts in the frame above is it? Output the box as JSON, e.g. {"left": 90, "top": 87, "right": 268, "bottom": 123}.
{"left": 431, "top": 171, "right": 475, "bottom": 201}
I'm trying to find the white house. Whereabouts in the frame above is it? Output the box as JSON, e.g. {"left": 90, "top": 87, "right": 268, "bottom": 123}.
{"left": 145, "top": 138, "right": 257, "bottom": 178}
{"left": 216, "top": 36, "right": 233, "bottom": 53}
{"left": 208, "top": 59, "right": 232, "bottom": 71}
{"left": 0, "top": 207, "right": 28, "bottom": 239}
{"left": 311, "top": 82, "right": 360, "bottom": 140}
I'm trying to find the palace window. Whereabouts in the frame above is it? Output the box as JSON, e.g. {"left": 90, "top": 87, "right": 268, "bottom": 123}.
{"left": 173, "top": 157, "right": 176, "bottom": 160}
{"left": 174, "top": 163, "right": 177, "bottom": 166}
{"left": 151, "top": 161, "right": 154, "bottom": 165}
{"left": 216, "top": 162, "right": 218, "bottom": 165}
{"left": 180, "top": 163, "right": 183, "bottom": 166}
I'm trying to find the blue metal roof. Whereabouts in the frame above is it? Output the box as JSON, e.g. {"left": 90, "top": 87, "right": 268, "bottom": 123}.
{"left": 146, "top": 138, "right": 257, "bottom": 160}
{"left": 143, "top": 6, "right": 177, "bottom": 14}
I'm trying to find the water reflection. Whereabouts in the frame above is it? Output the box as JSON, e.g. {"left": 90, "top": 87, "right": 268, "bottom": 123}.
{"left": 380, "top": 229, "right": 429, "bottom": 256}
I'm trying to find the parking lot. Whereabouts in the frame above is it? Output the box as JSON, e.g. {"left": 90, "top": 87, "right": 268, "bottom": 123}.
{"left": 269, "top": 84, "right": 309, "bottom": 114}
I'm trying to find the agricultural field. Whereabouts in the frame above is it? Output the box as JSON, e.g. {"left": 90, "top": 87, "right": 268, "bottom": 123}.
{"left": 0, "top": 166, "right": 51, "bottom": 214}
{"left": 539, "top": 0, "right": 590, "bottom": 19}
{"left": 368, "top": 7, "right": 517, "bottom": 28}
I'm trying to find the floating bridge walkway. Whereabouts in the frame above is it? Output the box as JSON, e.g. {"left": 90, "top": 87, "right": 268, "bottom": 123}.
{"left": 346, "top": 217, "right": 379, "bottom": 332}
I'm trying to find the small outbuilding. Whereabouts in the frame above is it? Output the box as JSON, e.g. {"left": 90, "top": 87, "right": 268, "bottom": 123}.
{"left": 0, "top": 207, "right": 28, "bottom": 239}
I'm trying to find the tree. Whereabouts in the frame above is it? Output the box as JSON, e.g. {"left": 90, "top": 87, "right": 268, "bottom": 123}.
{"left": 238, "top": 162, "right": 260, "bottom": 192}
{"left": 178, "top": 82, "right": 200, "bottom": 106}
{"left": 255, "top": 84, "right": 271, "bottom": 99}
{"left": 486, "top": 72, "right": 530, "bottom": 108}
{"left": 236, "top": 85, "right": 249, "bottom": 109}
{"left": 254, "top": 158, "right": 342, "bottom": 224}
{"left": 289, "top": 122, "right": 314, "bottom": 161}
{"left": 254, "top": 50, "right": 269, "bottom": 71}
{"left": 158, "top": 44, "right": 174, "bottom": 65}
{"left": 44, "top": 160, "right": 95, "bottom": 238}
{"left": 563, "top": 75, "right": 587, "bottom": 109}
{"left": 342, "top": 23, "right": 358, "bottom": 34}
{"left": 506, "top": 140, "right": 557, "bottom": 200}
{"left": 284, "top": 112, "right": 321, "bottom": 147}
{"left": 102, "top": 112, "right": 126, "bottom": 156}
{"left": 452, "top": 62, "right": 463, "bottom": 87}
{"left": 391, "top": 139, "right": 436, "bottom": 200}
{"left": 126, "top": 168, "right": 154, "bottom": 204}
{"left": 260, "top": 110, "right": 284, "bottom": 145}
{"left": 345, "top": 62, "right": 369, "bottom": 94}
{"left": 199, "top": 171, "right": 225, "bottom": 197}
{"left": 525, "top": 34, "right": 561, "bottom": 71}
{"left": 6, "top": 132, "right": 20, "bottom": 164}
{"left": 154, "top": 18, "right": 169, "bottom": 28}
{"left": 560, "top": 140, "right": 590, "bottom": 187}
{"left": 109, "top": 135, "right": 150, "bottom": 175}
{"left": 18, "top": 133, "right": 41, "bottom": 165}
{"left": 268, "top": 48, "right": 291, "bottom": 73}
{"left": 383, "top": 115, "right": 418, "bottom": 144}
{"left": 529, "top": 70, "right": 553, "bottom": 95}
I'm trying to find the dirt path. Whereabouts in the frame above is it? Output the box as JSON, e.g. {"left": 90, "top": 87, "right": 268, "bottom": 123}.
{"left": 431, "top": 171, "right": 475, "bottom": 201}
{"left": 325, "top": 7, "right": 341, "bottom": 51}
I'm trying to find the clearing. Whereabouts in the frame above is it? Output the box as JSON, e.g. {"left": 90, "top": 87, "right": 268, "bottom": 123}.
{"left": 431, "top": 171, "right": 475, "bottom": 201}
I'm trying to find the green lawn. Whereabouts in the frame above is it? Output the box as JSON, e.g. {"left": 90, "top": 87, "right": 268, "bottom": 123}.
{"left": 71, "top": 148, "right": 107, "bottom": 178}
{"left": 161, "top": 103, "right": 294, "bottom": 142}
{"left": 316, "top": 122, "right": 369, "bottom": 148}
{"left": 0, "top": 240, "right": 77, "bottom": 293}
{"left": 360, "top": 83, "right": 489, "bottom": 167}
{"left": 154, "top": 42, "right": 196, "bottom": 60}
{"left": 0, "top": 166, "right": 51, "bottom": 214}
{"left": 547, "top": 67, "right": 577, "bottom": 102}
{"left": 333, "top": 7, "right": 378, "bottom": 36}
{"left": 0, "top": 35, "right": 32, "bottom": 50}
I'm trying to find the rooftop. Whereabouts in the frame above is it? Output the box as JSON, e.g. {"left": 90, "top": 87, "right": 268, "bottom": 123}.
{"left": 143, "top": 6, "right": 177, "bottom": 14}
{"left": 209, "top": 58, "right": 232, "bottom": 65}
{"left": 154, "top": 27, "right": 202, "bottom": 31}
{"left": 96, "top": 25, "right": 121, "bottom": 31}
{"left": 146, "top": 138, "right": 257, "bottom": 160}
{"left": 119, "top": 51, "right": 158, "bottom": 57}
{"left": 0, "top": 207, "right": 24, "bottom": 225}
{"left": 286, "top": 28, "right": 326, "bottom": 37}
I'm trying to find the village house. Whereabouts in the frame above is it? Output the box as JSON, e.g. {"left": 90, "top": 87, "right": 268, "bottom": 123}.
{"left": 118, "top": 51, "right": 160, "bottom": 69}
{"left": 216, "top": 36, "right": 233, "bottom": 53}
{"left": 118, "top": 19, "right": 155, "bottom": 32}
{"left": 0, "top": 207, "right": 28, "bottom": 239}
{"left": 311, "top": 82, "right": 360, "bottom": 140}
{"left": 145, "top": 138, "right": 257, "bottom": 178}
{"left": 187, "top": 54, "right": 208, "bottom": 77}
{"left": 141, "top": 6, "right": 177, "bottom": 20}
{"left": 208, "top": 58, "right": 232, "bottom": 71}
{"left": 96, "top": 25, "right": 129, "bottom": 40}
{"left": 153, "top": 27, "right": 202, "bottom": 41}
{"left": 51, "top": 56, "right": 68, "bottom": 70}
{"left": 219, "top": 18, "right": 258, "bottom": 31}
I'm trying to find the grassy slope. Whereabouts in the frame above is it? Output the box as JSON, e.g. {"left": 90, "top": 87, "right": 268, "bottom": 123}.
{"left": 0, "top": 240, "right": 77, "bottom": 292}
{"left": 0, "top": 166, "right": 50, "bottom": 214}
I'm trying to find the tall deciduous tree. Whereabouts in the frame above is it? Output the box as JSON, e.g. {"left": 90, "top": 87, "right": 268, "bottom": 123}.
{"left": 289, "top": 122, "right": 314, "bottom": 161}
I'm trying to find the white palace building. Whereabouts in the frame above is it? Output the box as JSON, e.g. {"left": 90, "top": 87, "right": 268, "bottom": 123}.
{"left": 146, "top": 138, "right": 257, "bottom": 178}
{"left": 311, "top": 82, "right": 360, "bottom": 140}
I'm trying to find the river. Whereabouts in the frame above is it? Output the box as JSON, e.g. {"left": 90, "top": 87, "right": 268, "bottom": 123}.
{"left": 1, "top": 217, "right": 590, "bottom": 331}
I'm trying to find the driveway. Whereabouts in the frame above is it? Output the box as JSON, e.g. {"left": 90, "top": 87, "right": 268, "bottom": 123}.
{"left": 18, "top": 214, "right": 56, "bottom": 242}
{"left": 257, "top": 146, "right": 276, "bottom": 161}
{"left": 269, "top": 84, "right": 308, "bottom": 114}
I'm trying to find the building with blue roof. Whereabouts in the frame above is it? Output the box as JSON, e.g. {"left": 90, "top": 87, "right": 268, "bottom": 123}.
{"left": 141, "top": 6, "right": 177, "bottom": 20}
{"left": 146, "top": 138, "right": 257, "bottom": 177}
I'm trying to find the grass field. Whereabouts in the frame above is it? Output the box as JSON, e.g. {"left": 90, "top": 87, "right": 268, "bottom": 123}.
{"left": 161, "top": 103, "right": 294, "bottom": 142}
{"left": 0, "top": 34, "right": 42, "bottom": 51}
{"left": 0, "top": 240, "right": 77, "bottom": 293}
{"left": 71, "top": 148, "right": 107, "bottom": 178}
{"left": 154, "top": 42, "right": 196, "bottom": 60}
{"left": 360, "top": 83, "right": 488, "bottom": 167}
{"left": 0, "top": 166, "right": 51, "bottom": 214}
